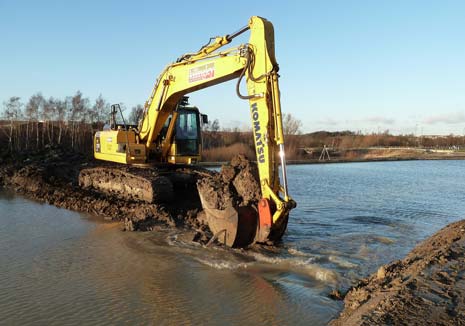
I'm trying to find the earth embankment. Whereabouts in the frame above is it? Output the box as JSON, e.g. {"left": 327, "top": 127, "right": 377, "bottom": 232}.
{"left": 331, "top": 219, "right": 465, "bottom": 325}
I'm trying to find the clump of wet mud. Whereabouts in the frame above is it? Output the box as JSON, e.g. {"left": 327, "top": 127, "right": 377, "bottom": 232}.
{"left": 195, "top": 154, "right": 262, "bottom": 247}
{"left": 196, "top": 154, "right": 261, "bottom": 211}
{"left": 331, "top": 219, "right": 465, "bottom": 325}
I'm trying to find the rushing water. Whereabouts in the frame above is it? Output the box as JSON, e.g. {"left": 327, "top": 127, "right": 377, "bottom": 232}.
{"left": 2, "top": 160, "right": 465, "bottom": 325}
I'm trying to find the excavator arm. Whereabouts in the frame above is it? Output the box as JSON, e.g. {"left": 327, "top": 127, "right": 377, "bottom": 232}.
{"left": 136, "top": 16, "right": 296, "bottom": 246}
{"left": 138, "top": 16, "right": 296, "bottom": 246}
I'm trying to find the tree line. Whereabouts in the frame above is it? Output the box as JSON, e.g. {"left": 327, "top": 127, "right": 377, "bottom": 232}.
{"left": 0, "top": 91, "right": 143, "bottom": 155}
{"left": 2, "top": 91, "right": 464, "bottom": 161}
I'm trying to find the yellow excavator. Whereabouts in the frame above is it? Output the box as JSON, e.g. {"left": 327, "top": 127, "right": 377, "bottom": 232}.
{"left": 80, "top": 16, "right": 296, "bottom": 247}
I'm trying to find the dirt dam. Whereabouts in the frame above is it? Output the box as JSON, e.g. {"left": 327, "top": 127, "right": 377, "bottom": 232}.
{"left": 330, "top": 219, "right": 465, "bottom": 325}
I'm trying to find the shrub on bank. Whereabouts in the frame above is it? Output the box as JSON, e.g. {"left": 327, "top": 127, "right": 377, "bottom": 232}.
{"left": 201, "top": 143, "right": 255, "bottom": 162}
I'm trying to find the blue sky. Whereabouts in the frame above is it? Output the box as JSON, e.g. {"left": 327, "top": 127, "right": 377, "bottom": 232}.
{"left": 1, "top": 0, "right": 464, "bottom": 135}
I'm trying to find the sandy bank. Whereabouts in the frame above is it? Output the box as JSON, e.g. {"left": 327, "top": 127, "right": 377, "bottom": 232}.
{"left": 331, "top": 219, "right": 465, "bottom": 325}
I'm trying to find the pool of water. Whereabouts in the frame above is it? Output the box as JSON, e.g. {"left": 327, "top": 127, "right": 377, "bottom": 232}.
{"left": 2, "top": 160, "right": 465, "bottom": 325}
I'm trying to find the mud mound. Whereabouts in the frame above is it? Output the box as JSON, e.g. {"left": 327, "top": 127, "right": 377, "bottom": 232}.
{"left": 331, "top": 220, "right": 465, "bottom": 325}
{"left": 197, "top": 154, "right": 261, "bottom": 210}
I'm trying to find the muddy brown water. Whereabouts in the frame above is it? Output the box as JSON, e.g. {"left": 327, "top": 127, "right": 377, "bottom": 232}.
{"left": 0, "top": 191, "right": 338, "bottom": 325}
{"left": 2, "top": 160, "right": 465, "bottom": 325}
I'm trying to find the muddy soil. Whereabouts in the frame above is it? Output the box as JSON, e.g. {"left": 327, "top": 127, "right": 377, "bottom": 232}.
{"left": 331, "top": 219, "right": 465, "bottom": 325}
{"left": 0, "top": 149, "right": 261, "bottom": 245}
{"left": 196, "top": 154, "right": 261, "bottom": 211}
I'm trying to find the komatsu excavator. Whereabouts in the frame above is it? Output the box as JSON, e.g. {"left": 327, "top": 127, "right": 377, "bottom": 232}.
{"left": 80, "top": 16, "right": 296, "bottom": 247}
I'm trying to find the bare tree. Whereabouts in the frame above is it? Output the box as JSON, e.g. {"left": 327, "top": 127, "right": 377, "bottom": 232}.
{"left": 202, "top": 119, "right": 220, "bottom": 149}
{"left": 43, "top": 97, "right": 57, "bottom": 145}
{"left": 92, "top": 94, "right": 109, "bottom": 124}
{"left": 2, "top": 97, "right": 22, "bottom": 152}
{"left": 85, "top": 95, "right": 107, "bottom": 147}
{"left": 25, "top": 93, "right": 45, "bottom": 149}
{"left": 203, "top": 119, "right": 220, "bottom": 132}
{"left": 69, "top": 90, "right": 88, "bottom": 122}
{"left": 69, "top": 91, "right": 89, "bottom": 150}
{"left": 55, "top": 99, "right": 67, "bottom": 145}
{"left": 282, "top": 113, "right": 302, "bottom": 136}
{"left": 129, "top": 104, "right": 144, "bottom": 125}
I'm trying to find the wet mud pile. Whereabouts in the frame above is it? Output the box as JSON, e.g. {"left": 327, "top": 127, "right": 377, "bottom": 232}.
{"left": 196, "top": 154, "right": 262, "bottom": 247}
{"left": 331, "top": 219, "right": 465, "bottom": 325}
{"left": 196, "top": 154, "right": 261, "bottom": 211}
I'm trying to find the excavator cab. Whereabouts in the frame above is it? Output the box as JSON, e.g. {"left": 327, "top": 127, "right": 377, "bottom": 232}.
{"left": 158, "top": 97, "right": 205, "bottom": 164}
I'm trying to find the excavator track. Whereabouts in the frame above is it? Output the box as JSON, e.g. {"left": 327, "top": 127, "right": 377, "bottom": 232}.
{"left": 79, "top": 166, "right": 173, "bottom": 203}
{"left": 78, "top": 164, "right": 211, "bottom": 204}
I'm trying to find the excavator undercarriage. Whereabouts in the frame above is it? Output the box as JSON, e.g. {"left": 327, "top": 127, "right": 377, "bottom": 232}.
{"left": 79, "top": 155, "right": 290, "bottom": 248}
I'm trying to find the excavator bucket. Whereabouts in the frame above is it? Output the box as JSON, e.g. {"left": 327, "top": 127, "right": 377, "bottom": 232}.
{"left": 197, "top": 173, "right": 260, "bottom": 248}
{"left": 203, "top": 206, "right": 258, "bottom": 248}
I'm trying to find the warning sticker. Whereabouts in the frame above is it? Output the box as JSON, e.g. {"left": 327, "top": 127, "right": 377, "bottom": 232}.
{"left": 189, "top": 63, "right": 215, "bottom": 83}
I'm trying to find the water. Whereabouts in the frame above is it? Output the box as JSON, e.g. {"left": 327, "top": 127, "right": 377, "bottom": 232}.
{"left": 2, "top": 160, "right": 465, "bottom": 325}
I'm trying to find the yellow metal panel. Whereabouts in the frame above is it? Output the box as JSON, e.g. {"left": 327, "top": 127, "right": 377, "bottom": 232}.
{"left": 165, "top": 143, "right": 199, "bottom": 164}
{"left": 116, "top": 130, "right": 136, "bottom": 143}
{"left": 95, "top": 151, "right": 128, "bottom": 164}
{"left": 94, "top": 130, "right": 146, "bottom": 164}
